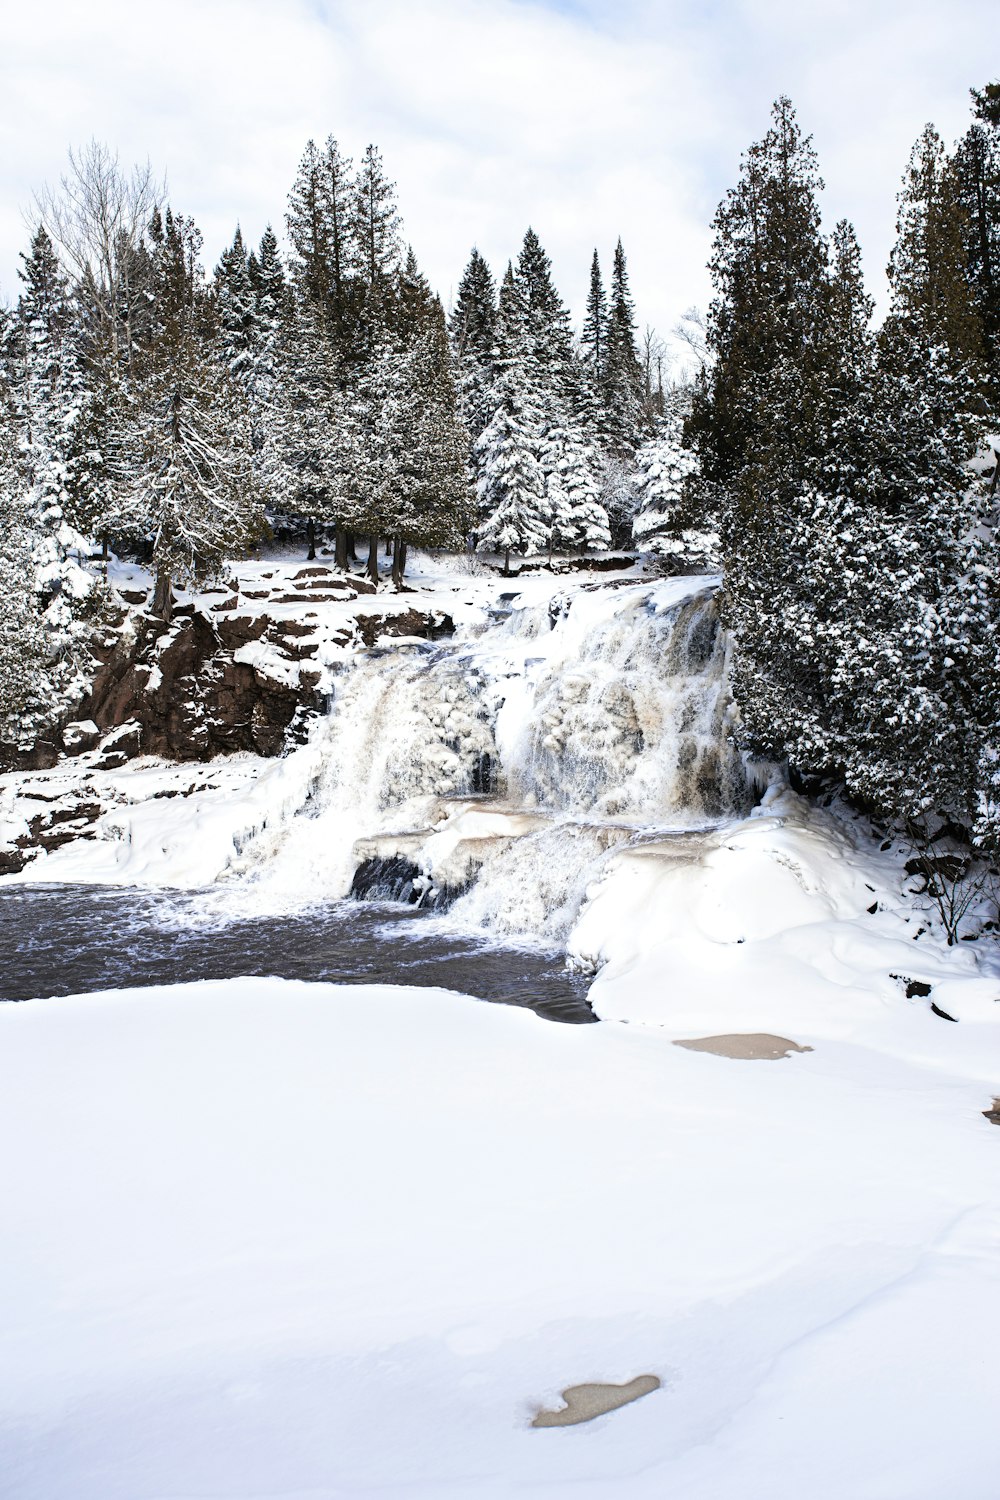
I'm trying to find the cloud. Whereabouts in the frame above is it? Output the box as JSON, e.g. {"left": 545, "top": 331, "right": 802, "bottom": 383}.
{"left": 0, "top": 0, "right": 993, "bottom": 362}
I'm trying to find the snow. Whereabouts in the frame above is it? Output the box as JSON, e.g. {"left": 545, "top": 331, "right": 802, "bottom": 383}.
{"left": 4, "top": 556, "right": 1000, "bottom": 1494}
{"left": 1, "top": 974, "right": 999, "bottom": 1498}
{"left": 575, "top": 786, "right": 1000, "bottom": 1053}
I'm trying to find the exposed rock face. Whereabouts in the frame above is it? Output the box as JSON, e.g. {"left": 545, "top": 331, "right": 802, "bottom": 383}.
{"left": 78, "top": 608, "right": 330, "bottom": 762}
{"left": 1, "top": 563, "right": 457, "bottom": 772}
{"left": 354, "top": 608, "right": 454, "bottom": 648}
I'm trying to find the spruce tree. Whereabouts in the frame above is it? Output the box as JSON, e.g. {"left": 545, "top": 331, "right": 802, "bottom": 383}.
{"left": 632, "top": 394, "right": 711, "bottom": 566}
{"left": 127, "top": 207, "right": 263, "bottom": 617}
{"left": 10, "top": 226, "right": 96, "bottom": 664}
{"left": 602, "top": 239, "right": 645, "bottom": 454}
{"left": 0, "top": 389, "right": 48, "bottom": 749}
{"left": 581, "top": 250, "right": 607, "bottom": 386}
{"left": 449, "top": 247, "right": 497, "bottom": 446}
{"left": 214, "top": 226, "right": 255, "bottom": 382}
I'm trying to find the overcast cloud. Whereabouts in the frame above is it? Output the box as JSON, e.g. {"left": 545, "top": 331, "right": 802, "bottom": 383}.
{"left": 0, "top": 0, "right": 993, "bottom": 365}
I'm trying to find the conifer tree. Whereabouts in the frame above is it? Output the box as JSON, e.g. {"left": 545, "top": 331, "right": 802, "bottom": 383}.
{"left": 888, "top": 125, "right": 986, "bottom": 384}
{"left": 449, "top": 247, "right": 497, "bottom": 445}
{"left": 286, "top": 137, "right": 356, "bottom": 345}
{"left": 0, "top": 388, "right": 48, "bottom": 748}
{"left": 214, "top": 226, "right": 255, "bottom": 382}
{"left": 951, "top": 87, "right": 1000, "bottom": 398}
{"left": 350, "top": 144, "right": 402, "bottom": 350}
{"left": 632, "top": 394, "right": 711, "bottom": 566}
{"left": 9, "top": 226, "right": 96, "bottom": 649}
{"left": 475, "top": 401, "right": 548, "bottom": 572}
{"left": 125, "top": 207, "right": 263, "bottom": 617}
{"left": 602, "top": 239, "right": 645, "bottom": 454}
{"left": 581, "top": 250, "right": 607, "bottom": 387}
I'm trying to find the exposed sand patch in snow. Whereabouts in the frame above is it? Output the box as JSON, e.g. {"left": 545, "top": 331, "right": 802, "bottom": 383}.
{"left": 531, "top": 1374, "right": 661, "bottom": 1426}
{"left": 673, "top": 1032, "right": 813, "bottom": 1060}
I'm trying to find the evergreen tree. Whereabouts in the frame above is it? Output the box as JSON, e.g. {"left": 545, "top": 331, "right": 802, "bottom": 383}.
{"left": 631, "top": 394, "right": 712, "bottom": 566}
{"left": 126, "top": 208, "right": 263, "bottom": 617}
{"left": 602, "top": 240, "right": 645, "bottom": 454}
{"left": 580, "top": 250, "right": 607, "bottom": 387}
{"left": 887, "top": 124, "right": 986, "bottom": 384}
{"left": 0, "top": 390, "right": 48, "bottom": 748}
{"left": 10, "top": 226, "right": 96, "bottom": 653}
{"left": 350, "top": 144, "right": 402, "bottom": 350}
{"left": 951, "top": 84, "right": 1000, "bottom": 402}
{"left": 449, "top": 247, "right": 497, "bottom": 446}
{"left": 286, "top": 136, "right": 356, "bottom": 345}
{"left": 269, "top": 301, "right": 348, "bottom": 548}
{"left": 214, "top": 226, "right": 255, "bottom": 381}
{"left": 690, "top": 98, "right": 844, "bottom": 775}
{"left": 545, "top": 415, "right": 610, "bottom": 552}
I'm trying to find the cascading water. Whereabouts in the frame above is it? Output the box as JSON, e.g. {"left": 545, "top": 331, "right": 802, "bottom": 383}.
{"left": 231, "top": 574, "right": 748, "bottom": 943}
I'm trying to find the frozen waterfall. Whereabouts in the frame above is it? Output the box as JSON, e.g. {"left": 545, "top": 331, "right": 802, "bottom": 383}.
{"left": 232, "top": 574, "right": 748, "bottom": 940}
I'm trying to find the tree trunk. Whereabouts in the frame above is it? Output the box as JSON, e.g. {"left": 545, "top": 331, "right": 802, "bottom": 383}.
{"left": 503, "top": 546, "right": 510, "bottom": 576}
{"left": 385, "top": 537, "right": 393, "bottom": 558}
{"left": 306, "top": 518, "right": 316, "bottom": 561}
{"left": 391, "top": 536, "right": 408, "bottom": 588}
{"left": 347, "top": 531, "right": 358, "bottom": 561}
{"left": 334, "top": 523, "right": 348, "bottom": 571}
{"left": 366, "top": 535, "right": 380, "bottom": 584}
{"left": 152, "top": 567, "right": 173, "bottom": 623}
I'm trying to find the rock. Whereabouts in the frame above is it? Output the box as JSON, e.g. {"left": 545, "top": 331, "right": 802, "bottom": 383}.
{"left": 355, "top": 609, "right": 455, "bottom": 648}
{"left": 62, "top": 720, "right": 101, "bottom": 755}
{"left": 78, "top": 610, "right": 328, "bottom": 763}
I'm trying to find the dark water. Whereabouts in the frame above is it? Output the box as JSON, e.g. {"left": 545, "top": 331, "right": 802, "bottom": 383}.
{"left": 0, "top": 885, "right": 596, "bottom": 1023}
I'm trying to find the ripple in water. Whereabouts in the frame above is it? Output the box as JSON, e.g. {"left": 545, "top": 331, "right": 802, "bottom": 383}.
{"left": 0, "top": 886, "right": 595, "bottom": 1024}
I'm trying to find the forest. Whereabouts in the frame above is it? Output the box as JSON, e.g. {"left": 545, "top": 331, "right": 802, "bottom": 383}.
{"left": 0, "top": 81, "right": 998, "bottom": 861}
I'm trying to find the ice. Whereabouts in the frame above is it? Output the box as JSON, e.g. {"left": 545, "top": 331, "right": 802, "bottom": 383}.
{"left": 1, "top": 975, "right": 999, "bottom": 1498}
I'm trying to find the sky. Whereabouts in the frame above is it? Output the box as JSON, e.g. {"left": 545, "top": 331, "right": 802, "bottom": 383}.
{"left": 0, "top": 0, "right": 993, "bottom": 370}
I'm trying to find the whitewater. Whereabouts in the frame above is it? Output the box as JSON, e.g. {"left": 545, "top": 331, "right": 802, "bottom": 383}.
{"left": 1, "top": 556, "right": 999, "bottom": 1498}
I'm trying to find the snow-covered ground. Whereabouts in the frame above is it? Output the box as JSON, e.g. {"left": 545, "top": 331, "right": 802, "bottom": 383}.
{"left": 2, "top": 555, "right": 1000, "bottom": 1495}
{"left": 1, "top": 973, "right": 999, "bottom": 1499}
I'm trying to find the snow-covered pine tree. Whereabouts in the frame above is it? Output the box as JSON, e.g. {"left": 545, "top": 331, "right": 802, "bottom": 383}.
{"left": 286, "top": 136, "right": 356, "bottom": 350}
{"left": 214, "top": 226, "right": 255, "bottom": 383}
{"left": 475, "top": 396, "right": 549, "bottom": 573}
{"left": 0, "top": 385, "right": 48, "bottom": 751}
{"left": 126, "top": 207, "right": 263, "bottom": 618}
{"left": 244, "top": 225, "right": 291, "bottom": 499}
{"left": 602, "top": 239, "right": 646, "bottom": 455}
{"left": 581, "top": 250, "right": 607, "bottom": 392}
{"left": 544, "top": 414, "right": 610, "bottom": 552}
{"left": 269, "top": 299, "right": 349, "bottom": 557}
{"left": 472, "top": 260, "right": 549, "bottom": 569}
{"left": 350, "top": 144, "right": 403, "bottom": 354}
{"left": 631, "top": 392, "right": 712, "bottom": 567}
{"left": 449, "top": 247, "right": 497, "bottom": 447}
{"left": 691, "top": 98, "right": 836, "bottom": 775}
{"left": 8, "top": 226, "right": 96, "bottom": 701}
{"left": 388, "top": 310, "right": 469, "bottom": 581}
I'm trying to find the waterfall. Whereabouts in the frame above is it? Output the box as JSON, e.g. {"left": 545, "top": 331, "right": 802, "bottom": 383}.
{"left": 230, "top": 576, "right": 748, "bottom": 938}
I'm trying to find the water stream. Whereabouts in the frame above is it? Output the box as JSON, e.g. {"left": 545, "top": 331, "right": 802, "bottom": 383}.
{"left": 2, "top": 575, "right": 745, "bottom": 1022}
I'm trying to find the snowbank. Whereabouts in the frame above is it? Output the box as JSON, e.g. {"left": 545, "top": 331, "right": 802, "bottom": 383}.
{"left": 573, "top": 787, "right": 1000, "bottom": 1058}
{"left": 1, "top": 975, "right": 999, "bottom": 1498}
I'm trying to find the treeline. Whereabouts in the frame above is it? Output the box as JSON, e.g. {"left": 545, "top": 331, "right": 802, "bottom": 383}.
{"left": 0, "top": 137, "right": 668, "bottom": 744}
{"left": 690, "top": 86, "right": 1000, "bottom": 851}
